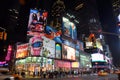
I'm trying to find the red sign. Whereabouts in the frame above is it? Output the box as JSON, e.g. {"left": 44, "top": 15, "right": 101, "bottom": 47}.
{"left": 16, "top": 43, "right": 29, "bottom": 58}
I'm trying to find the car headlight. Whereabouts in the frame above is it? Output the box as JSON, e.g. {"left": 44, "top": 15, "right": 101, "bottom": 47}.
{"left": 10, "top": 76, "right": 14, "bottom": 80}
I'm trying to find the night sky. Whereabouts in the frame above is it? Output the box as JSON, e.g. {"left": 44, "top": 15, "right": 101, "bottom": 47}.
{"left": 0, "top": 0, "right": 120, "bottom": 66}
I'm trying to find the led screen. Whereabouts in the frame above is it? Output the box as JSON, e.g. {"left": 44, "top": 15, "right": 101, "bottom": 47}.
{"left": 72, "top": 62, "right": 79, "bottom": 68}
{"left": 76, "top": 40, "right": 84, "bottom": 51}
{"left": 62, "top": 17, "right": 77, "bottom": 40}
{"left": 54, "top": 60, "right": 71, "bottom": 68}
{"left": 96, "top": 39, "right": 103, "bottom": 51}
{"left": 62, "top": 39, "right": 76, "bottom": 48}
{"left": 29, "top": 36, "right": 43, "bottom": 56}
{"left": 16, "top": 43, "right": 29, "bottom": 58}
{"left": 27, "top": 9, "right": 48, "bottom": 36}
{"left": 55, "top": 43, "right": 62, "bottom": 59}
{"left": 41, "top": 36, "right": 55, "bottom": 58}
{"left": 45, "top": 25, "right": 62, "bottom": 43}
{"left": 91, "top": 53, "right": 105, "bottom": 62}
{"left": 80, "top": 53, "right": 91, "bottom": 68}
{"left": 62, "top": 44, "right": 75, "bottom": 60}
{"left": 75, "top": 50, "right": 79, "bottom": 61}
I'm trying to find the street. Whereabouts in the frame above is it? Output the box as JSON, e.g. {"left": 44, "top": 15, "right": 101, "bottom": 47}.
{"left": 24, "top": 74, "right": 118, "bottom": 80}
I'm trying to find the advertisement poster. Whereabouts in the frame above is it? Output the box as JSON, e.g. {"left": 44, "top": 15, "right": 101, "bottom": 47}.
{"left": 76, "top": 40, "right": 84, "bottom": 51}
{"left": 72, "top": 62, "right": 79, "bottom": 68}
{"left": 62, "top": 17, "right": 77, "bottom": 40}
{"left": 75, "top": 50, "right": 79, "bottom": 61}
{"left": 29, "top": 36, "right": 43, "bottom": 56}
{"left": 62, "top": 44, "right": 75, "bottom": 60}
{"left": 62, "top": 39, "right": 76, "bottom": 48}
{"left": 91, "top": 53, "right": 105, "bottom": 62}
{"left": 45, "top": 25, "right": 62, "bottom": 43}
{"left": 80, "top": 53, "right": 91, "bottom": 68}
{"left": 41, "top": 37, "right": 55, "bottom": 58}
{"left": 16, "top": 43, "right": 29, "bottom": 59}
{"left": 54, "top": 60, "right": 71, "bottom": 68}
{"left": 55, "top": 43, "right": 62, "bottom": 59}
{"left": 27, "top": 9, "right": 48, "bottom": 36}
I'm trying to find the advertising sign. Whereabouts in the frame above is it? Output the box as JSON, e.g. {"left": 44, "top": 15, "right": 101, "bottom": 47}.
{"left": 91, "top": 53, "right": 105, "bottom": 62}
{"left": 72, "top": 62, "right": 79, "bottom": 68}
{"left": 45, "top": 25, "right": 62, "bottom": 43}
{"left": 41, "top": 37, "right": 55, "bottom": 58}
{"left": 16, "top": 43, "right": 29, "bottom": 58}
{"left": 27, "top": 9, "right": 48, "bottom": 36}
{"left": 5, "top": 45, "right": 12, "bottom": 61}
{"left": 62, "top": 44, "right": 75, "bottom": 60}
{"left": 29, "top": 36, "right": 43, "bottom": 56}
{"left": 80, "top": 53, "right": 91, "bottom": 68}
{"left": 62, "top": 39, "right": 76, "bottom": 48}
{"left": 76, "top": 40, "right": 84, "bottom": 51}
{"left": 55, "top": 43, "right": 62, "bottom": 59}
{"left": 62, "top": 17, "right": 77, "bottom": 40}
{"left": 75, "top": 50, "right": 79, "bottom": 61}
{"left": 54, "top": 60, "right": 71, "bottom": 68}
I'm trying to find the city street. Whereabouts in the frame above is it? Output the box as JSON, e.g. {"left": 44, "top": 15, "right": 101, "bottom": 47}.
{"left": 24, "top": 74, "right": 118, "bottom": 80}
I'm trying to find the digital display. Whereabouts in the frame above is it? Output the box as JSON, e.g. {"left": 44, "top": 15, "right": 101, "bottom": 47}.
{"left": 72, "top": 62, "right": 79, "bottom": 68}
{"left": 62, "top": 44, "right": 75, "bottom": 60}
{"left": 91, "top": 53, "right": 105, "bottom": 62}
{"left": 76, "top": 40, "right": 84, "bottom": 51}
{"left": 80, "top": 53, "right": 91, "bottom": 68}
{"left": 62, "top": 39, "right": 76, "bottom": 48}
{"left": 55, "top": 43, "right": 62, "bottom": 59}
{"left": 16, "top": 43, "right": 29, "bottom": 58}
{"left": 29, "top": 36, "right": 43, "bottom": 56}
{"left": 75, "top": 50, "right": 79, "bottom": 61}
{"left": 54, "top": 60, "right": 71, "bottom": 68}
{"left": 27, "top": 9, "right": 48, "bottom": 36}
{"left": 45, "top": 25, "right": 62, "bottom": 43}
{"left": 62, "top": 17, "right": 77, "bottom": 40}
{"left": 41, "top": 37, "right": 55, "bottom": 58}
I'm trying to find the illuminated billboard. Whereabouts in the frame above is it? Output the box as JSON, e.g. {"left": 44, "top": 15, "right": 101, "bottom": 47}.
{"left": 16, "top": 43, "right": 29, "bottom": 59}
{"left": 54, "top": 60, "right": 71, "bottom": 68}
{"left": 62, "top": 38, "right": 76, "bottom": 48}
{"left": 45, "top": 25, "right": 62, "bottom": 43}
{"left": 75, "top": 50, "right": 79, "bottom": 61}
{"left": 55, "top": 43, "right": 62, "bottom": 59}
{"left": 91, "top": 53, "right": 105, "bottom": 62}
{"left": 76, "top": 40, "right": 84, "bottom": 51}
{"left": 5, "top": 45, "right": 12, "bottom": 61}
{"left": 27, "top": 9, "right": 48, "bottom": 36}
{"left": 41, "top": 37, "right": 55, "bottom": 58}
{"left": 62, "top": 17, "right": 77, "bottom": 40}
{"left": 72, "top": 62, "right": 79, "bottom": 68}
{"left": 29, "top": 36, "right": 43, "bottom": 56}
{"left": 62, "top": 44, "right": 75, "bottom": 60}
{"left": 96, "top": 38, "right": 103, "bottom": 51}
{"left": 80, "top": 53, "right": 91, "bottom": 68}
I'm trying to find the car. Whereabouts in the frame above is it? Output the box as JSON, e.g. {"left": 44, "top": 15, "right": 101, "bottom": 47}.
{"left": 98, "top": 70, "right": 108, "bottom": 76}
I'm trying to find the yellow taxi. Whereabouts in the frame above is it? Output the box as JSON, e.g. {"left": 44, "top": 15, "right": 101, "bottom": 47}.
{"left": 98, "top": 70, "right": 108, "bottom": 76}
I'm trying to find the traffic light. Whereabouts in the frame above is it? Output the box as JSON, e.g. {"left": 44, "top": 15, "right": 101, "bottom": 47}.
{"left": 0, "top": 32, "right": 3, "bottom": 40}
{"left": 3, "top": 32, "right": 7, "bottom": 40}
